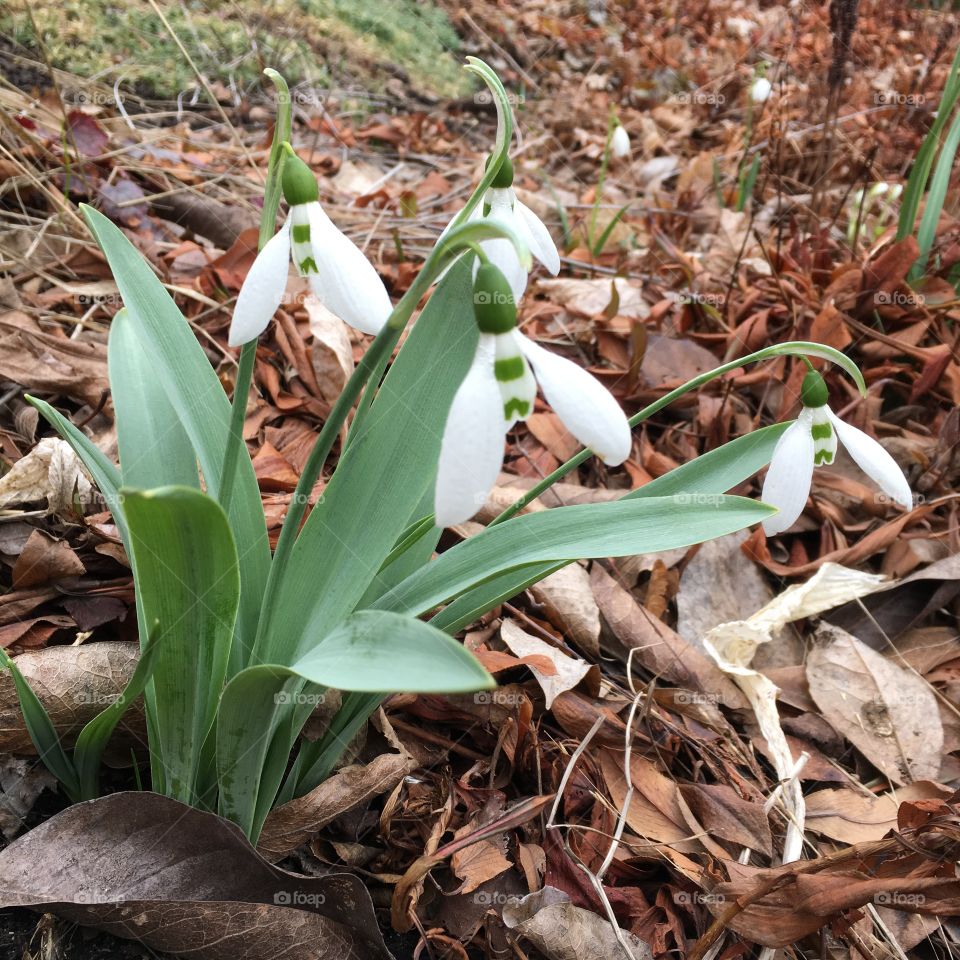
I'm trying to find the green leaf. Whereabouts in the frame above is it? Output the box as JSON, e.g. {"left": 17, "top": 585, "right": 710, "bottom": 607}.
{"left": 218, "top": 610, "right": 491, "bottom": 839}
{"left": 912, "top": 105, "right": 960, "bottom": 280}
{"left": 73, "top": 621, "right": 165, "bottom": 800}
{"left": 122, "top": 486, "right": 240, "bottom": 804}
{"left": 0, "top": 648, "right": 80, "bottom": 800}
{"left": 291, "top": 610, "right": 494, "bottom": 693}
{"left": 79, "top": 206, "right": 269, "bottom": 671}
{"left": 375, "top": 495, "right": 773, "bottom": 619}
{"left": 430, "top": 423, "right": 789, "bottom": 634}
{"left": 262, "top": 263, "right": 478, "bottom": 665}
{"left": 109, "top": 309, "right": 199, "bottom": 490}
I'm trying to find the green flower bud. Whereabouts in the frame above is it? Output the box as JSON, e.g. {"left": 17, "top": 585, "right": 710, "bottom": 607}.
{"left": 281, "top": 151, "right": 319, "bottom": 206}
{"left": 485, "top": 154, "right": 514, "bottom": 189}
{"left": 801, "top": 370, "right": 829, "bottom": 408}
{"left": 473, "top": 262, "right": 516, "bottom": 334}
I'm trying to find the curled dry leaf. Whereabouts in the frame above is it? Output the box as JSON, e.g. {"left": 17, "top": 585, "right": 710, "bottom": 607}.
{"left": 306, "top": 294, "right": 354, "bottom": 406}
{"left": 0, "top": 642, "right": 141, "bottom": 753}
{"left": 807, "top": 624, "right": 944, "bottom": 784}
{"left": 529, "top": 563, "right": 601, "bottom": 659}
{"left": 0, "top": 756, "right": 57, "bottom": 839}
{"left": 0, "top": 438, "right": 94, "bottom": 516}
{"left": 500, "top": 620, "right": 599, "bottom": 709}
{"left": 502, "top": 886, "right": 653, "bottom": 960}
{"left": 0, "top": 792, "right": 392, "bottom": 960}
{"left": 12, "top": 530, "right": 85, "bottom": 589}
{"left": 805, "top": 781, "right": 954, "bottom": 844}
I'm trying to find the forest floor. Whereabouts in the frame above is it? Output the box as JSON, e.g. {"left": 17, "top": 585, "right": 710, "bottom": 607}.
{"left": 0, "top": 1, "right": 959, "bottom": 958}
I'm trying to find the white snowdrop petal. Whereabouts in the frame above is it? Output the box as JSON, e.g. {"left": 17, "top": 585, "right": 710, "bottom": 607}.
{"left": 611, "top": 124, "right": 631, "bottom": 158}
{"left": 760, "top": 418, "right": 815, "bottom": 535}
{"left": 518, "top": 334, "right": 632, "bottom": 465}
{"left": 434, "top": 336, "right": 507, "bottom": 527}
{"left": 228, "top": 218, "right": 291, "bottom": 347}
{"left": 827, "top": 409, "right": 913, "bottom": 510}
{"left": 514, "top": 198, "right": 561, "bottom": 275}
{"left": 479, "top": 235, "right": 528, "bottom": 301}
{"left": 307, "top": 202, "right": 392, "bottom": 336}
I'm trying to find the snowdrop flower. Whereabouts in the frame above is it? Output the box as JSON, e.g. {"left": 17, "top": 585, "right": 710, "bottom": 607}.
{"left": 761, "top": 371, "right": 911, "bottom": 535}
{"left": 435, "top": 263, "right": 632, "bottom": 527}
{"left": 750, "top": 77, "right": 772, "bottom": 103}
{"left": 610, "top": 121, "right": 631, "bottom": 158}
{"left": 229, "top": 148, "right": 391, "bottom": 347}
{"left": 442, "top": 155, "right": 561, "bottom": 303}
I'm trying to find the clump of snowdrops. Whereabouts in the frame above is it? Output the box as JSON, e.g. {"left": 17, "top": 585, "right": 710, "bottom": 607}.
{"left": 0, "top": 60, "right": 909, "bottom": 843}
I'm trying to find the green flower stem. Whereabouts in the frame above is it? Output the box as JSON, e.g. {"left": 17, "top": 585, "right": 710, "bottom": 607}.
{"left": 489, "top": 340, "right": 864, "bottom": 526}
{"left": 219, "top": 69, "right": 292, "bottom": 516}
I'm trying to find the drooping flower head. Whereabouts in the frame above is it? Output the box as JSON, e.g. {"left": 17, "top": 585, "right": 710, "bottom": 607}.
{"left": 229, "top": 148, "right": 392, "bottom": 347}
{"left": 750, "top": 76, "right": 772, "bottom": 103}
{"left": 610, "top": 121, "right": 631, "bottom": 158}
{"left": 761, "top": 370, "right": 912, "bottom": 535}
{"left": 434, "top": 263, "right": 632, "bottom": 527}
{"left": 440, "top": 154, "right": 561, "bottom": 305}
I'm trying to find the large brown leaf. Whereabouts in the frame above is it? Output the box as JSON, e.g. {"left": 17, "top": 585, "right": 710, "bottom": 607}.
{"left": 0, "top": 792, "right": 392, "bottom": 960}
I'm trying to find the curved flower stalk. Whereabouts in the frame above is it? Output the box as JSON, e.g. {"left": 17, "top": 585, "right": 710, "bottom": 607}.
{"left": 761, "top": 370, "right": 912, "bottom": 535}
{"left": 229, "top": 147, "right": 391, "bottom": 346}
{"left": 435, "top": 263, "right": 631, "bottom": 527}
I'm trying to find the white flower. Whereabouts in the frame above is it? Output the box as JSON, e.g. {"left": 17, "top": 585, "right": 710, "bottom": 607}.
{"left": 761, "top": 399, "right": 911, "bottom": 536}
{"left": 750, "top": 77, "right": 772, "bottom": 103}
{"left": 229, "top": 155, "right": 391, "bottom": 347}
{"left": 610, "top": 123, "right": 631, "bottom": 158}
{"left": 435, "top": 322, "right": 632, "bottom": 528}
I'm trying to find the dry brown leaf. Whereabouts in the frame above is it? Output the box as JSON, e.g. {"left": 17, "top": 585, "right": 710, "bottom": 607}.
{"left": 805, "top": 781, "right": 954, "bottom": 844}
{"left": 12, "top": 529, "right": 85, "bottom": 588}
{"left": 529, "top": 563, "right": 601, "bottom": 659}
{"left": 503, "top": 886, "right": 653, "bottom": 960}
{"left": 0, "top": 642, "right": 140, "bottom": 752}
{"left": 500, "top": 620, "right": 599, "bottom": 709}
{"left": 536, "top": 277, "right": 649, "bottom": 319}
{"left": 0, "top": 437, "right": 94, "bottom": 515}
{"left": 807, "top": 624, "right": 944, "bottom": 784}
{"left": 307, "top": 295, "right": 354, "bottom": 405}
{"left": 678, "top": 783, "right": 773, "bottom": 856}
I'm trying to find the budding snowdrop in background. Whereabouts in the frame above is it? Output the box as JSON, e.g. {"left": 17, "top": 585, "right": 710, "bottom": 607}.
{"left": 229, "top": 146, "right": 392, "bottom": 346}
{"left": 610, "top": 120, "right": 631, "bottom": 158}
{"left": 750, "top": 76, "right": 772, "bottom": 103}
{"left": 435, "top": 262, "right": 632, "bottom": 527}
{"left": 761, "top": 370, "right": 911, "bottom": 535}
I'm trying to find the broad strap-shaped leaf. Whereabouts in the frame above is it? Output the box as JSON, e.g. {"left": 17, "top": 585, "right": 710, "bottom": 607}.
{"left": 109, "top": 309, "right": 200, "bottom": 490}
{"left": 81, "top": 206, "right": 269, "bottom": 671}
{"left": 122, "top": 487, "right": 240, "bottom": 805}
{"left": 219, "top": 610, "right": 492, "bottom": 839}
{"left": 374, "top": 495, "right": 773, "bottom": 619}
{"left": 430, "top": 423, "right": 790, "bottom": 633}
{"left": 258, "top": 264, "right": 478, "bottom": 666}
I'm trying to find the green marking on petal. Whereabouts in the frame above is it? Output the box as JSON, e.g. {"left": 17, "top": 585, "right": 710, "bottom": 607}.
{"left": 299, "top": 257, "right": 318, "bottom": 273}
{"left": 292, "top": 224, "right": 311, "bottom": 244}
{"left": 495, "top": 356, "right": 526, "bottom": 381}
{"left": 814, "top": 449, "right": 832, "bottom": 465}
{"left": 503, "top": 398, "right": 530, "bottom": 420}
{"left": 811, "top": 422, "right": 833, "bottom": 441}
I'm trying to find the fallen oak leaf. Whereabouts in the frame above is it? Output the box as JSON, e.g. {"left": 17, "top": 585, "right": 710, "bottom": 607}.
{"left": 0, "top": 792, "right": 392, "bottom": 960}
